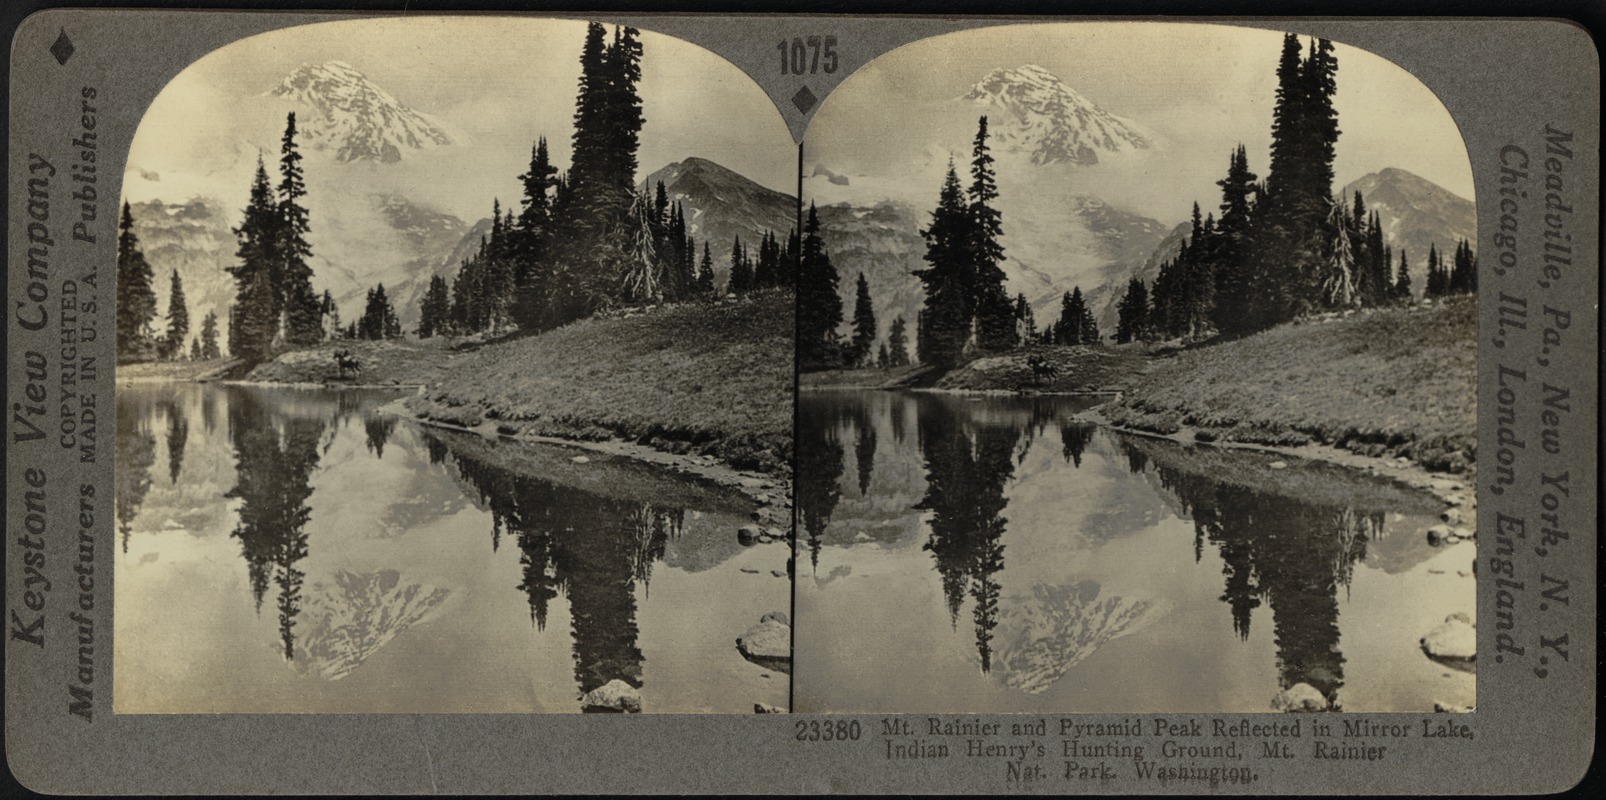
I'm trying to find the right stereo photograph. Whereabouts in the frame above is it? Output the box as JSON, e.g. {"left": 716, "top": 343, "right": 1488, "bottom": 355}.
{"left": 794, "top": 22, "right": 1478, "bottom": 714}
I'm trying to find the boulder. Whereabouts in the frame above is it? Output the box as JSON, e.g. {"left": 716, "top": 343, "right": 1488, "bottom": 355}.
{"left": 1426, "top": 524, "right": 1455, "bottom": 545}
{"left": 737, "top": 612, "right": 792, "bottom": 673}
{"left": 1272, "top": 683, "right": 1327, "bottom": 713}
{"left": 737, "top": 525, "right": 763, "bottom": 545}
{"left": 1420, "top": 614, "right": 1476, "bottom": 664}
{"left": 581, "top": 679, "right": 641, "bottom": 713}
{"left": 1440, "top": 508, "right": 1465, "bottom": 525}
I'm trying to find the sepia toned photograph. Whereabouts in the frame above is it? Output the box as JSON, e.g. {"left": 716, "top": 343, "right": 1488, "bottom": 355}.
{"left": 112, "top": 16, "right": 797, "bottom": 714}
{"left": 795, "top": 23, "right": 1478, "bottom": 714}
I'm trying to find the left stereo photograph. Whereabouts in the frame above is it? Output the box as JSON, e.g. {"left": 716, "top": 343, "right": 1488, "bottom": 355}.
{"left": 112, "top": 16, "right": 798, "bottom": 714}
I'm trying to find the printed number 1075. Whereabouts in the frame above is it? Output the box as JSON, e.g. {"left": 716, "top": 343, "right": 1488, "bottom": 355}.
{"left": 778, "top": 36, "right": 838, "bottom": 74}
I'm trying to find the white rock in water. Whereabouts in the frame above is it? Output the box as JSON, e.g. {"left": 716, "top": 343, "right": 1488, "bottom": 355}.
{"left": 1420, "top": 614, "right": 1476, "bottom": 661}
{"left": 582, "top": 679, "right": 641, "bottom": 713}
{"left": 738, "top": 613, "right": 791, "bottom": 663}
{"left": 1272, "top": 683, "right": 1327, "bottom": 712}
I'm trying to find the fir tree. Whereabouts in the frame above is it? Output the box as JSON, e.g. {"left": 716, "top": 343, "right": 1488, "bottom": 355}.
{"left": 190, "top": 338, "right": 202, "bottom": 361}
{"left": 161, "top": 270, "right": 190, "bottom": 360}
{"left": 199, "top": 311, "right": 221, "bottom": 360}
{"left": 419, "top": 274, "right": 452, "bottom": 338}
{"left": 1393, "top": 250, "right": 1412, "bottom": 301}
{"left": 278, "top": 113, "right": 322, "bottom": 346}
{"left": 728, "top": 235, "right": 752, "bottom": 294}
{"left": 968, "top": 117, "right": 1017, "bottom": 353}
{"left": 359, "top": 284, "right": 401, "bottom": 340}
{"left": 915, "top": 162, "right": 974, "bottom": 368}
{"left": 797, "top": 202, "right": 843, "bottom": 369}
{"left": 887, "top": 315, "right": 910, "bottom": 367}
{"left": 227, "top": 156, "right": 282, "bottom": 362}
{"left": 1116, "top": 277, "right": 1150, "bottom": 344}
{"left": 849, "top": 272, "right": 877, "bottom": 368}
{"left": 116, "top": 202, "right": 160, "bottom": 363}
{"left": 877, "top": 343, "right": 891, "bottom": 370}
{"left": 696, "top": 242, "right": 716, "bottom": 296}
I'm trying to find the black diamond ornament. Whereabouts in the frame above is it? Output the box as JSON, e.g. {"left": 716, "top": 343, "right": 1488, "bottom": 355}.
{"left": 50, "top": 29, "right": 74, "bottom": 66}
{"left": 791, "top": 85, "right": 818, "bottom": 115}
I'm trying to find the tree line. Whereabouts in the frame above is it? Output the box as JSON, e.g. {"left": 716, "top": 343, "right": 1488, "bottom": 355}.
{"left": 120, "top": 22, "right": 801, "bottom": 362}
{"left": 115, "top": 203, "right": 221, "bottom": 363}
{"left": 1112, "top": 34, "right": 1478, "bottom": 345}
{"left": 796, "top": 33, "right": 1478, "bottom": 372}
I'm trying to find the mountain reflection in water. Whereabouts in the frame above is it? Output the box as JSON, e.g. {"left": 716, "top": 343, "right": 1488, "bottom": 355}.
{"left": 114, "top": 384, "right": 786, "bottom": 714}
{"left": 794, "top": 390, "right": 1473, "bottom": 713}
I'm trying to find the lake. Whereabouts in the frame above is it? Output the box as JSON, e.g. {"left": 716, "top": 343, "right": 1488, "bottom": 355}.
{"left": 114, "top": 384, "right": 790, "bottom": 713}
{"left": 794, "top": 390, "right": 1475, "bottom": 713}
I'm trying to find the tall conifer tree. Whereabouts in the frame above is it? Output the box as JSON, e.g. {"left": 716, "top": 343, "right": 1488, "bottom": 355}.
{"left": 849, "top": 272, "right": 878, "bottom": 368}
{"left": 116, "top": 202, "right": 160, "bottom": 362}
{"left": 798, "top": 203, "right": 843, "bottom": 368}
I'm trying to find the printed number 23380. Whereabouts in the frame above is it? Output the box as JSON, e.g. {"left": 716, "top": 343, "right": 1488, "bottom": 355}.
{"left": 795, "top": 720, "right": 862, "bottom": 741}
{"left": 778, "top": 36, "right": 839, "bottom": 74}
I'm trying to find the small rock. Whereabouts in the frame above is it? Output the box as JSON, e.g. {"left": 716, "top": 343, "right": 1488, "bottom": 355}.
{"left": 1269, "top": 461, "right": 1288, "bottom": 470}
{"left": 853, "top": 531, "right": 872, "bottom": 542}
{"left": 771, "top": 570, "right": 786, "bottom": 578}
{"left": 581, "top": 679, "right": 641, "bottom": 713}
{"left": 737, "top": 525, "right": 762, "bottom": 546}
{"left": 1271, "top": 683, "right": 1327, "bottom": 712}
{"left": 1440, "top": 508, "right": 1465, "bottom": 525}
{"left": 1426, "top": 524, "right": 1454, "bottom": 545}
{"left": 754, "top": 703, "right": 783, "bottom": 713}
{"left": 737, "top": 613, "right": 792, "bottom": 672}
{"left": 570, "top": 455, "right": 591, "bottom": 464}
{"left": 1451, "top": 526, "right": 1474, "bottom": 540}
{"left": 740, "top": 567, "right": 760, "bottom": 574}
{"left": 1421, "top": 614, "right": 1476, "bottom": 662}
{"left": 738, "top": 477, "right": 769, "bottom": 489}
{"left": 765, "top": 527, "right": 787, "bottom": 541}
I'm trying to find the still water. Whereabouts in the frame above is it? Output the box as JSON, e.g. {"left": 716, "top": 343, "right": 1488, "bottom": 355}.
{"left": 114, "top": 384, "right": 789, "bottom": 713}
{"left": 794, "top": 390, "right": 1475, "bottom": 713}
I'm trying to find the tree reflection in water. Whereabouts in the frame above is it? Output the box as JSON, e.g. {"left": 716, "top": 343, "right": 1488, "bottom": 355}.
{"left": 1117, "top": 436, "right": 1385, "bottom": 711}
{"left": 428, "top": 434, "right": 687, "bottom": 711}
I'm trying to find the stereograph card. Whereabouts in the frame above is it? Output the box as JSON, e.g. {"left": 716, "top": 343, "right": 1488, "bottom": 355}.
{"left": 3, "top": 4, "right": 1598, "bottom": 794}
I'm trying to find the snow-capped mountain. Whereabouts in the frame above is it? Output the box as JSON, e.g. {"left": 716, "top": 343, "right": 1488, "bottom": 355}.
{"left": 644, "top": 157, "right": 798, "bottom": 281}
{"left": 132, "top": 193, "right": 474, "bottom": 340}
{"left": 269, "top": 61, "right": 455, "bottom": 163}
{"left": 963, "top": 65, "right": 1155, "bottom": 167}
{"left": 290, "top": 569, "right": 454, "bottom": 681}
{"left": 1340, "top": 168, "right": 1476, "bottom": 274}
{"left": 993, "top": 580, "right": 1168, "bottom": 695}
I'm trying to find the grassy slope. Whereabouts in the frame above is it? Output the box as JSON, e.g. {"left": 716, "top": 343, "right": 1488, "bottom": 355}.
{"left": 1105, "top": 297, "right": 1476, "bottom": 472}
{"left": 407, "top": 290, "right": 794, "bottom": 475}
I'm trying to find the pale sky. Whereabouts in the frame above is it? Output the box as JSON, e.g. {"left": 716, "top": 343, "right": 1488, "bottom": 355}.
{"left": 126, "top": 16, "right": 795, "bottom": 220}
{"left": 805, "top": 22, "right": 1474, "bottom": 226}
